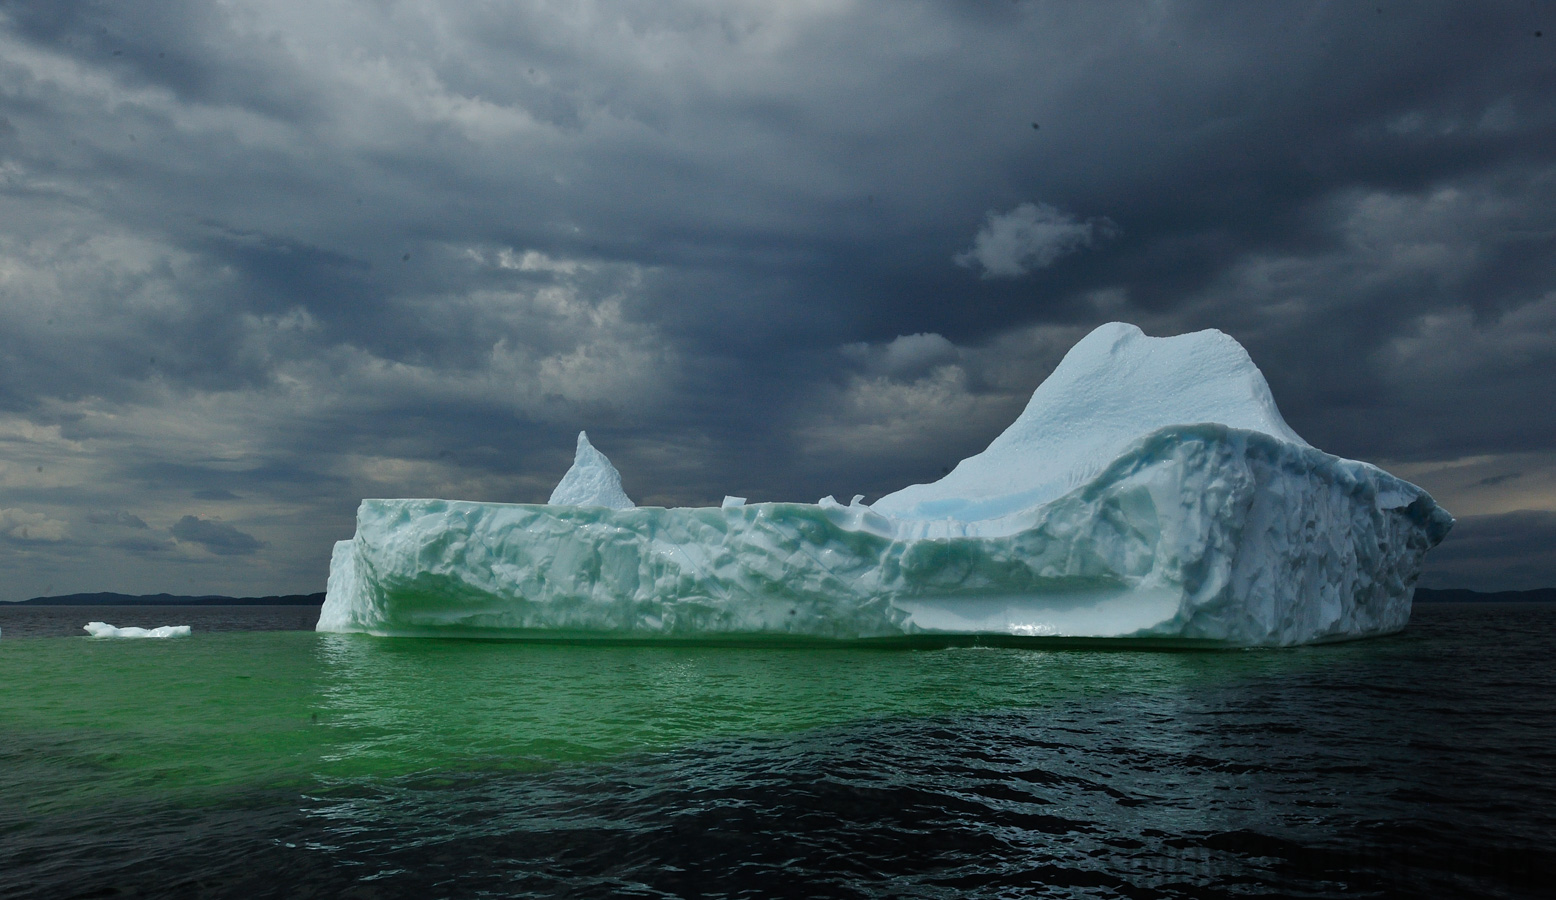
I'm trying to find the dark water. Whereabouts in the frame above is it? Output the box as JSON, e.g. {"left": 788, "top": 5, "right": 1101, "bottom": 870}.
{"left": 1, "top": 603, "right": 1551, "bottom": 899}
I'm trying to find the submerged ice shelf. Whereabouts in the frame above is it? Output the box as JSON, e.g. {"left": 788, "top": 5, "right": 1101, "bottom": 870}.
{"left": 319, "top": 323, "right": 1453, "bottom": 647}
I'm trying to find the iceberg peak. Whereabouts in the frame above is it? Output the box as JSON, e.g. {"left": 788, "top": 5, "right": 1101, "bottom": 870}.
{"left": 872, "top": 322, "right": 1310, "bottom": 522}
{"left": 547, "top": 431, "right": 635, "bottom": 509}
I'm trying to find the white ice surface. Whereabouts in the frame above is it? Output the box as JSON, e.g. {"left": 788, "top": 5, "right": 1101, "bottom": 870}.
{"left": 319, "top": 323, "right": 1454, "bottom": 647}
{"left": 874, "top": 322, "right": 1308, "bottom": 525}
{"left": 84, "top": 621, "right": 192, "bottom": 638}
{"left": 547, "top": 431, "right": 635, "bottom": 509}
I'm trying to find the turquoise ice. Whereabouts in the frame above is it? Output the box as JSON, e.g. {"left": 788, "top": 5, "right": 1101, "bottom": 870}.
{"left": 319, "top": 324, "right": 1452, "bottom": 646}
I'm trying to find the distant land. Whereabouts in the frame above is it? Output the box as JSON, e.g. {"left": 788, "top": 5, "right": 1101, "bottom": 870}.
{"left": 1413, "top": 588, "right": 1555, "bottom": 603}
{"left": 9, "top": 588, "right": 1551, "bottom": 606}
{"left": 14, "top": 592, "right": 325, "bottom": 606}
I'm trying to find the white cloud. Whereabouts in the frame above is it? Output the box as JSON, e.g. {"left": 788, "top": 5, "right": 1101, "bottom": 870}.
{"left": 954, "top": 202, "right": 1118, "bottom": 279}
{"left": 841, "top": 332, "right": 959, "bottom": 379}
{"left": 493, "top": 248, "right": 582, "bottom": 275}
{"left": 800, "top": 322, "right": 1091, "bottom": 493}
{"left": 0, "top": 508, "right": 69, "bottom": 543}
{"left": 801, "top": 364, "right": 1003, "bottom": 460}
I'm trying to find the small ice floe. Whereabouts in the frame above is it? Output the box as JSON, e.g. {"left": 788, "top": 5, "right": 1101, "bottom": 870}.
{"left": 83, "top": 621, "right": 192, "bottom": 639}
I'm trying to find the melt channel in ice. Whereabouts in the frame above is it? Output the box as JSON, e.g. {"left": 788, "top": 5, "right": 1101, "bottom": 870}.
{"left": 84, "top": 622, "right": 192, "bottom": 638}
{"left": 318, "top": 322, "right": 1454, "bottom": 647}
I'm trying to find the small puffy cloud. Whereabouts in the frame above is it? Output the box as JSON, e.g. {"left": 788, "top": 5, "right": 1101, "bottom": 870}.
{"left": 804, "top": 364, "right": 992, "bottom": 456}
{"left": 87, "top": 510, "right": 150, "bottom": 529}
{"left": 809, "top": 321, "right": 1092, "bottom": 465}
{"left": 1, "top": 508, "right": 70, "bottom": 542}
{"left": 841, "top": 332, "right": 960, "bottom": 380}
{"left": 170, "top": 515, "right": 266, "bottom": 556}
{"left": 955, "top": 202, "right": 1119, "bottom": 279}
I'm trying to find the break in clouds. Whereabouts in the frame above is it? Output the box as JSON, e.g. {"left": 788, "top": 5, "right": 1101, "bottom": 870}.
{"left": 1, "top": 1, "right": 1554, "bottom": 599}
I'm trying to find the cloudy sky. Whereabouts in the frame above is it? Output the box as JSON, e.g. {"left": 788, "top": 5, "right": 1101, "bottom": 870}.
{"left": 1, "top": 1, "right": 1553, "bottom": 600}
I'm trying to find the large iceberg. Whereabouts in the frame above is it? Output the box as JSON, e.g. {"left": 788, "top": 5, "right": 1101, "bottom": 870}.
{"left": 318, "top": 323, "right": 1452, "bottom": 646}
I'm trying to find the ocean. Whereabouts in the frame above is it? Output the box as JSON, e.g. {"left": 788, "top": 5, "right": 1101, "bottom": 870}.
{"left": 1, "top": 602, "right": 1551, "bottom": 898}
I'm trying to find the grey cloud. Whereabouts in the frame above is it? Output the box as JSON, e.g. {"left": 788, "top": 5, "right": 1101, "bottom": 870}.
{"left": 0, "top": 507, "right": 69, "bottom": 543}
{"left": 841, "top": 333, "right": 960, "bottom": 381}
{"left": 86, "top": 510, "right": 149, "bottom": 528}
{"left": 0, "top": 2, "right": 1553, "bottom": 598}
{"left": 170, "top": 516, "right": 265, "bottom": 556}
{"left": 955, "top": 203, "right": 1119, "bottom": 279}
{"left": 1102, "top": 167, "right": 1556, "bottom": 465}
{"left": 113, "top": 534, "right": 175, "bottom": 555}
{"left": 192, "top": 489, "right": 239, "bottom": 501}
{"left": 1420, "top": 511, "right": 1556, "bottom": 592}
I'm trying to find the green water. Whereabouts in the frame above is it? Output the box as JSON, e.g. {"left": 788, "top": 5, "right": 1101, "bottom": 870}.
{"left": 7, "top": 608, "right": 1554, "bottom": 899}
{"left": 0, "top": 630, "right": 1309, "bottom": 810}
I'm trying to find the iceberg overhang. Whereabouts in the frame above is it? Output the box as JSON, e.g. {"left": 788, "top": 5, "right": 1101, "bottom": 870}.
{"left": 318, "top": 325, "right": 1453, "bottom": 647}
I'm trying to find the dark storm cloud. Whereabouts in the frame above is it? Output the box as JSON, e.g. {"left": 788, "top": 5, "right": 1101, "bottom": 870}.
{"left": 0, "top": 1, "right": 1553, "bottom": 598}
{"left": 1420, "top": 511, "right": 1556, "bottom": 593}
{"left": 170, "top": 516, "right": 265, "bottom": 556}
{"left": 113, "top": 534, "right": 175, "bottom": 555}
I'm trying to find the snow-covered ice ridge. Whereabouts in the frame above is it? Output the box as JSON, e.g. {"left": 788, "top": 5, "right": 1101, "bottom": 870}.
{"left": 319, "top": 323, "right": 1453, "bottom": 647}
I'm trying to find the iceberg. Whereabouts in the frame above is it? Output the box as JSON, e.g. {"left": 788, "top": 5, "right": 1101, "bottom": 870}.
{"left": 318, "top": 323, "right": 1453, "bottom": 647}
{"left": 84, "top": 622, "right": 192, "bottom": 638}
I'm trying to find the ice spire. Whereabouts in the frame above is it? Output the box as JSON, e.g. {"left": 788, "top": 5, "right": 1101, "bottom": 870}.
{"left": 547, "top": 431, "right": 636, "bottom": 509}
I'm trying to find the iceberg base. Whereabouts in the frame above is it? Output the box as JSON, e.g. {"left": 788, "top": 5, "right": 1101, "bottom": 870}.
{"left": 318, "top": 426, "right": 1451, "bottom": 648}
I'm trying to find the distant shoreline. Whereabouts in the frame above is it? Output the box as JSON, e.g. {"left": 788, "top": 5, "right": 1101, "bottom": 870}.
{"left": 10, "top": 592, "right": 325, "bottom": 606}
{"left": 7, "top": 588, "right": 1551, "bottom": 606}
{"left": 1412, "top": 587, "right": 1555, "bottom": 603}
